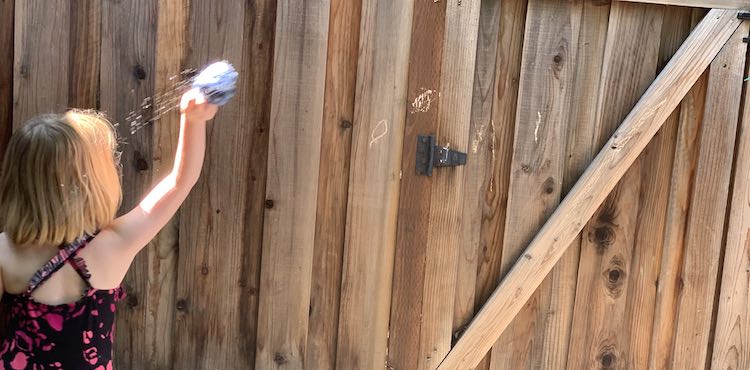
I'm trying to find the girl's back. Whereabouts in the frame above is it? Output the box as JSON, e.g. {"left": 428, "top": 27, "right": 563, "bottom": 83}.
{"left": 0, "top": 91, "right": 217, "bottom": 369}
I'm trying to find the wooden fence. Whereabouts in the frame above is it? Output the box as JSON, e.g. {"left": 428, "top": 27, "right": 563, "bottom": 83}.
{"left": 2, "top": 0, "right": 749, "bottom": 369}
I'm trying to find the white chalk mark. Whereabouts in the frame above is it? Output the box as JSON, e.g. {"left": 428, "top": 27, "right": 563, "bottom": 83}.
{"left": 534, "top": 112, "right": 541, "bottom": 143}
{"left": 369, "top": 119, "right": 389, "bottom": 147}
{"left": 411, "top": 89, "right": 435, "bottom": 114}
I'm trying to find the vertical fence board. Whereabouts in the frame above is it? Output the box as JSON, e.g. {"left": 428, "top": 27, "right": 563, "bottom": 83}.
{"left": 143, "top": 0, "right": 189, "bottom": 367}
{"left": 388, "top": 0, "right": 446, "bottom": 368}
{"left": 236, "top": 0, "right": 278, "bottom": 366}
{"left": 0, "top": 0, "right": 13, "bottom": 158}
{"left": 255, "top": 0, "right": 330, "bottom": 368}
{"left": 69, "top": 0, "right": 101, "bottom": 109}
{"left": 648, "top": 13, "right": 709, "bottom": 370}
{"left": 473, "top": 1, "right": 527, "bottom": 368}
{"left": 418, "top": 2, "right": 481, "bottom": 369}
{"left": 453, "top": 0, "right": 503, "bottom": 338}
{"left": 174, "top": 1, "right": 252, "bottom": 368}
{"left": 306, "top": 0, "right": 361, "bottom": 368}
{"left": 671, "top": 24, "right": 748, "bottom": 369}
{"left": 710, "top": 32, "right": 750, "bottom": 370}
{"left": 336, "top": 0, "right": 413, "bottom": 368}
{"left": 100, "top": 1, "right": 156, "bottom": 368}
{"left": 13, "top": 0, "right": 70, "bottom": 129}
{"left": 567, "top": 3, "right": 664, "bottom": 369}
{"left": 549, "top": 1, "right": 611, "bottom": 367}
{"left": 619, "top": 7, "right": 694, "bottom": 369}
{"left": 488, "top": 2, "right": 581, "bottom": 369}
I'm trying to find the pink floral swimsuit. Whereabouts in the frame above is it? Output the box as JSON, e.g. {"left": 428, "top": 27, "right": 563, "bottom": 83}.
{"left": 0, "top": 234, "right": 125, "bottom": 369}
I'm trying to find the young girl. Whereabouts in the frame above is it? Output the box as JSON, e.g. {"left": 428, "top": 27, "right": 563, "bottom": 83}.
{"left": 0, "top": 89, "right": 217, "bottom": 369}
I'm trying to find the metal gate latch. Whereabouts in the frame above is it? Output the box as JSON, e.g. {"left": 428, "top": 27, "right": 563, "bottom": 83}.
{"left": 416, "top": 135, "right": 467, "bottom": 176}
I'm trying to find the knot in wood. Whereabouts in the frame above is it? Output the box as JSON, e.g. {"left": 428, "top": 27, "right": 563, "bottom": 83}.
{"left": 176, "top": 299, "right": 188, "bottom": 312}
{"left": 273, "top": 353, "right": 288, "bottom": 365}
{"left": 600, "top": 352, "right": 616, "bottom": 368}
{"left": 265, "top": 199, "right": 275, "bottom": 209}
{"left": 132, "top": 64, "right": 147, "bottom": 80}
{"left": 592, "top": 226, "right": 615, "bottom": 251}
{"left": 126, "top": 295, "right": 138, "bottom": 308}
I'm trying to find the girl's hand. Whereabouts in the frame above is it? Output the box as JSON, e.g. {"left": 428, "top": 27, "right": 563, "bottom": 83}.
{"left": 180, "top": 88, "right": 218, "bottom": 123}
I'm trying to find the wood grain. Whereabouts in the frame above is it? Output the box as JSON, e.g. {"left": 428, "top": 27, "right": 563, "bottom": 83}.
{"left": 254, "top": 0, "right": 330, "bottom": 368}
{"left": 387, "top": 0, "right": 446, "bottom": 368}
{"left": 489, "top": 1, "right": 582, "bottom": 369}
{"left": 13, "top": 0, "right": 70, "bottom": 129}
{"left": 0, "top": 0, "right": 13, "bottom": 160}
{"left": 143, "top": 0, "right": 188, "bottom": 367}
{"left": 472, "top": 1, "right": 528, "bottom": 368}
{"left": 69, "top": 0, "right": 100, "bottom": 109}
{"left": 438, "top": 10, "right": 743, "bottom": 370}
{"left": 670, "top": 23, "right": 749, "bottom": 369}
{"left": 306, "top": 0, "right": 360, "bottom": 368}
{"left": 710, "top": 27, "right": 750, "bottom": 369}
{"left": 567, "top": 4, "right": 664, "bottom": 369}
{"left": 173, "top": 1, "right": 253, "bottom": 369}
{"left": 235, "top": 0, "right": 277, "bottom": 366}
{"left": 100, "top": 1, "right": 156, "bottom": 367}
{"left": 336, "top": 0, "right": 413, "bottom": 368}
{"left": 619, "top": 0, "right": 750, "bottom": 9}
{"left": 417, "top": 2, "right": 481, "bottom": 369}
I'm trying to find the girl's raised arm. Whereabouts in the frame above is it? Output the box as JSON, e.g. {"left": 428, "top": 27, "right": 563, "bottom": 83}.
{"left": 92, "top": 90, "right": 217, "bottom": 270}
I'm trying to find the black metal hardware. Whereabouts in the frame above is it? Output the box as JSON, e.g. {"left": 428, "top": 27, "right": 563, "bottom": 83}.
{"left": 739, "top": 12, "right": 750, "bottom": 21}
{"left": 416, "top": 135, "right": 467, "bottom": 176}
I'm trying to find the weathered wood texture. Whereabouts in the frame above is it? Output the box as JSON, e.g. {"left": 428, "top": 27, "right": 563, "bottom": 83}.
{"left": 439, "top": 10, "right": 743, "bottom": 369}
{"left": 619, "top": 0, "right": 750, "bottom": 9}
{"left": 0, "top": 0, "right": 12, "bottom": 156}
{"left": 307, "top": 0, "right": 360, "bottom": 368}
{"left": 388, "top": 1, "right": 447, "bottom": 368}
{"left": 670, "top": 23, "right": 748, "bottom": 369}
{"left": 711, "top": 29, "right": 750, "bottom": 370}
{"left": 568, "top": 3, "right": 665, "bottom": 369}
{"left": 336, "top": 0, "right": 413, "bottom": 368}
{"left": 489, "top": 2, "right": 582, "bottom": 369}
{"left": 472, "top": 2, "right": 528, "bottom": 369}
{"left": 6, "top": 3, "right": 750, "bottom": 369}
{"left": 256, "top": 0, "right": 330, "bottom": 368}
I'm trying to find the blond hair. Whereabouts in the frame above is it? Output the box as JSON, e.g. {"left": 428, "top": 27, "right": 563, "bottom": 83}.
{"left": 0, "top": 110, "right": 122, "bottom": 246}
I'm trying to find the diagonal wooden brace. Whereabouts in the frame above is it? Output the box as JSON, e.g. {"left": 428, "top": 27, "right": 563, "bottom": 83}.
{"left": 619, "top": 0, "right": 750, "bottom": 9}
{"left": 437, "top": 9, "right": 744, "bottom": 370}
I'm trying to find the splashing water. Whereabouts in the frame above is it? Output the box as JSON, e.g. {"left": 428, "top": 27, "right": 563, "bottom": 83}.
{"left": 123, "top": 61, "right": 238, "bottom": 136}
{"left": 124, "top": 68, "right": 197, "bottom": 135}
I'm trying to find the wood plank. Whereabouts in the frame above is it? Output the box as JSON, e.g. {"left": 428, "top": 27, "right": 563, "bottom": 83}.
{"left": 618, "top": 0, "right": 750, "bottom": 9}
{"left": 100, "top": 1, "right": 156, "bottom": 367}
{"left": 710, "top": 29, "right": 750, "bottom": 370}
{"left": 535, "top": 1, "right": 611, "bottom": 367}
{"left": 670, "top": 23, "right": 749, "bottom": 369}
{"left": 173, "top": 1, "right": 254, "bottom": 369}
{"left": 471, "top": 1, "right": 528, "bottom": 368}
{"left": 254, "top": 0, "right": 330, "bottom": 368}
{"left": 648, "top": 11, "right": 709, "bottom": 370}
{"left": 417, "top": 2, "right": 481, "bottom": 369}
{"left": 566, "top": 4, "right": 664, "bottom": 369}
{"left": 0, "top": 0, "right": 13, "bottom": 160}
{"left": 437, "top": 10, "right": 743, "bottom": 370}
{"left": 140, "top": 0, "right": 188, "bottom": 367}
{"left": 235, "top": 0, "right": 277, "bottom": 366}
{"left": 569, "top": 4, "right": 666, "bottom": 370}
{"left": 306, "top": 0, "right": 360, "bottom": 367}
{"left": 335, "top": 0, "right": 414, "bottom": 368}
{"left": 13, "top": 0, "right": 70, "bottom": 129}
{"left": 387, "top": 0, "right": 447, "bottom": 368}
{"left": 68, "top": 0, "right": 100, "bottom": 109}
{"left": 488, "top": 1, "right": 582, "bottom": 369}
